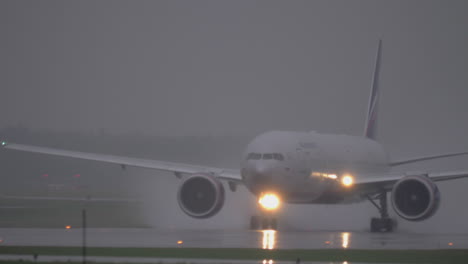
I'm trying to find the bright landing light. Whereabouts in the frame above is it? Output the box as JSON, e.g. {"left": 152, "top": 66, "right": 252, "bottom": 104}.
{"left": 341, "top": 175, "right": 354, "bottom": 187}
{"left": 258, "top": 193, "right": 280, "bottom": 211}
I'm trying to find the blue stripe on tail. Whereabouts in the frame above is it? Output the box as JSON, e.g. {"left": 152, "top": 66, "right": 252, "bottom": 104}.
{"left": 364, "top": 39, "right": 382, "bottom": 140}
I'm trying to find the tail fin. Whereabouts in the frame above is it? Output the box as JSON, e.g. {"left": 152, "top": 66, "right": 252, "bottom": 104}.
{"left": 364, "top": 39, "right": 382, "bottom": 140}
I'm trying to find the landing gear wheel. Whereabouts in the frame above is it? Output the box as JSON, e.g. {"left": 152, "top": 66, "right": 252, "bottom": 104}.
{"left": 367, "top": 190, "right": 397, "bottom": 233}
{"left": 250, "top": 216, "right": 261, "bottom": 230}
{"left": 261, "top": 217, "right": 278, "bottom": 230}
{"left": 261, "top": 217, "right": 270, "bottom": 229}
{"left": 249, "top": 215, "right": 278, "bottom": 230}
{"left": 270, "top": 218, "right": 278, "bottom": 230}
{"left": 370, "top": 217, "right": 394, "bottom": 232}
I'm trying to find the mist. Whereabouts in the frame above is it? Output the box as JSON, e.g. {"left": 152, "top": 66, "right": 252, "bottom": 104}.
{"left": 1, "top": 0, "right": 468, "bottom": 233}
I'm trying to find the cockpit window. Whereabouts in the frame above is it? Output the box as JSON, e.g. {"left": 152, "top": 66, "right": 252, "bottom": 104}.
{"left": 248, "top": 153, "right": 284, "bottom": 161}
{"left": 247, "top": 153, "right": 262, "bottom": 160}
{"left": 273, "top": 153, "right": 284, "bottom": 161}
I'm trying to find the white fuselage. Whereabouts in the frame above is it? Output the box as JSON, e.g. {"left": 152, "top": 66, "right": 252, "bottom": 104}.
{"left": 240, "top": 131, "right": 389, "bottom": 204}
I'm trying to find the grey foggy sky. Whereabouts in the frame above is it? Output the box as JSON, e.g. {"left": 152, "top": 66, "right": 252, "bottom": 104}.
{"left": 1, "top": 0, "right": 468, "bottom": 147}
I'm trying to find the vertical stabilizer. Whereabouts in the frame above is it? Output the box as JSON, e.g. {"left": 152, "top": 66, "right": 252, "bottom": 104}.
{"left": 364, "top": 39, "right": 382, "bottom": 140}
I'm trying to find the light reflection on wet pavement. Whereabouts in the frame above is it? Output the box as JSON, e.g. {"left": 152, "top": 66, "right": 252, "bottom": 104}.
{"left": 0, "top": 228, "right": 467, "bottom": 249}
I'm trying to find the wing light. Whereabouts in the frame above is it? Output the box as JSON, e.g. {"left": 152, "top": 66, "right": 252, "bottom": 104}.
{"left": 311, "top": 172, "right": 338, "bottom": 179}
{"left": 341, "top": 175, "right": 354, "bottom": 187}
{"left": 258, "top": 193, "right": 280, "bottom": 211}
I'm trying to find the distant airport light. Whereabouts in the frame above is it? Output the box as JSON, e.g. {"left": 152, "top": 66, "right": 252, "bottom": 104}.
{"left": 341, "top": 175, "right": 354, "bottom": 187}
{"left": 258, "top": 193, "right": 280, "bottom": 211}
{"left": 65, "top": 225, "right": 71, "bottom": 229}
{"left": 177, "top": 240, "right": 183, "bottom": 245}
{"left": 1, "top": 141, "right": 6, "bottom": 146}
{"left": 448, "top": 242, "right": 454, "bottom": 246}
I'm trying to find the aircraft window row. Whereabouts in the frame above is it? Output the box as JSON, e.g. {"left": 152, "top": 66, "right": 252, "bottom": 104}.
{"left": 247, "top": 153, "right": 262, "bottom": 160}
{"left": 247, "top": 153, "right": 284, "bottom": 161}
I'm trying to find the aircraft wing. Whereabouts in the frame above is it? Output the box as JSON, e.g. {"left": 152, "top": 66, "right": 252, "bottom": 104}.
{"left": 2, "top": 142, "right": 242, "bottom": 183}
{"left": 389, "top": 151, "right": 468, "bottom": 166}
{"left": 354, "top": 170, "right": 468, "bottom": 194}
{"left": 0, "top": 194, "right": 140, "bottom": 203}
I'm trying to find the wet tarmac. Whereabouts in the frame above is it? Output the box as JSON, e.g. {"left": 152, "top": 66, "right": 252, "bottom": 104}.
{"left": 0, "top": 254, "right": 406, "bottom": 264}
{"left": 0, "top": 228, "right": 467, "bottom": 249}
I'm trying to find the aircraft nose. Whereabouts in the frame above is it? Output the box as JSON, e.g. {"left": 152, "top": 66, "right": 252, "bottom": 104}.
{"left": 253, "top": 164, "right": 268, "bottom": 175}
{"left": 250, "top": 164, "right": 274, "bottom": 184}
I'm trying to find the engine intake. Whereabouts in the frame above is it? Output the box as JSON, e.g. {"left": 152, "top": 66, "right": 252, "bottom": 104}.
{"left": 391, "top": 175, "right": 440, "bottom": 221}
{"left": 177, "top": 174, "right": 225, "bottom": 219}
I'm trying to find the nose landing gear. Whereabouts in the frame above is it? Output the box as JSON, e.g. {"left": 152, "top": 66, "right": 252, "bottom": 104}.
{"left": 249, "top": 192, "right": 280, "bottom": 230}
{"left": 250, "top": 215, "right": 278, "bottom": 230}
{"left": 367, "top": 190, "right": 396, "bottom": 232}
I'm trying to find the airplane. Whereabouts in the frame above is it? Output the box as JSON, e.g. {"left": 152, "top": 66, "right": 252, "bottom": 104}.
{"left": 2, "top": 40, "right": 468, "bottom": 232}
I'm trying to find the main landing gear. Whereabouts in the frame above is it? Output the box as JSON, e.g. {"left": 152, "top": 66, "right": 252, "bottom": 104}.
{"left": 250, "top": 215, "right": 278, "bottom": 230}
{"left": 367, "top": 190, "right": 396, "bottom": 232}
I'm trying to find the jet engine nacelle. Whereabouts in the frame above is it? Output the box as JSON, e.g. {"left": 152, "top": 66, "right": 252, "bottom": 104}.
{"left": 177, "top": 173, "right": 225, "bottom": 219}
{"left": 391, "top": 175, "right": 440, "bottom": 221}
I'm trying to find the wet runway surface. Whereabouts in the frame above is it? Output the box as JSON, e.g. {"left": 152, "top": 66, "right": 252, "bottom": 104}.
{"left": 0, "top": 255, "right": 399, "bottom": 264}
{"left": 1, "top": 228, "right": 467, "bottom": 249}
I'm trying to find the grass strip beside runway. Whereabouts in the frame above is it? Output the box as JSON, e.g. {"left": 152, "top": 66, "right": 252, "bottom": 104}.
{"left": 0, "top": 246, "right": 467, "bottom": 263}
